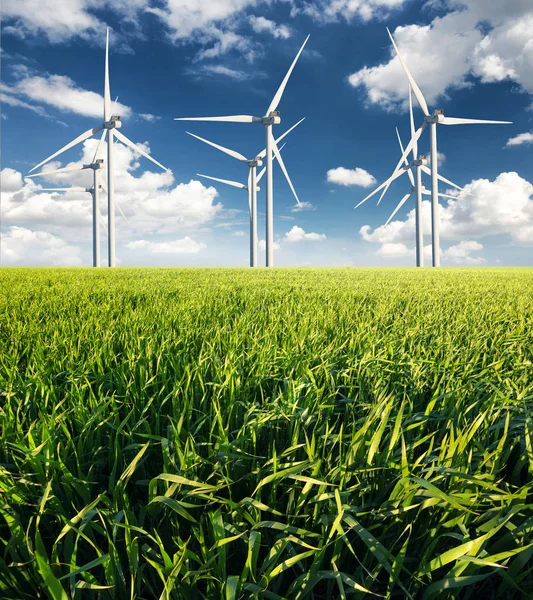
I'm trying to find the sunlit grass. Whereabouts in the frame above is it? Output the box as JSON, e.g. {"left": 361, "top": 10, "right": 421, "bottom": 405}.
{"left": 1, "top": 267, "right": 532, "bottom": 599}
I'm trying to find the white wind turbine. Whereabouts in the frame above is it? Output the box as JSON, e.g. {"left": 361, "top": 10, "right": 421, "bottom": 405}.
{"left": 188, "top": 119, "right": 304, "bottom": 267}
{"left": 175, "top": 35, "right": 310, "bottom": 267}
{"left": 197, "top": 143, "right": 287, "bottom": 268}
{"left": 384, "top": 27, "right": 512, "bottom": 267}
{"left": 356, "top": 88, "right": 462, "bottom": 267}
{"left": 28, "top": 156, "right": 106, "bottom": 267}
{"left": 28, "top": 28, "right": 168, "bottom": 267}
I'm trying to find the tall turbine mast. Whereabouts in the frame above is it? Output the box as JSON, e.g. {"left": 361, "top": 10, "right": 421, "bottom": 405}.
{"left": 175, "top": 35, "right": 310, "bottom": 267}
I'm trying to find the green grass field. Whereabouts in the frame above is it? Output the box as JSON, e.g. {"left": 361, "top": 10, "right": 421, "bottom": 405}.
{"left": 1, "top": 268, "right": 532, "bottom": 599}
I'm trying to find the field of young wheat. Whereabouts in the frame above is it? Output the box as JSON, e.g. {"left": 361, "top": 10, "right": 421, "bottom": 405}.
{"left": 1, "top": 268, "right": 532, "bottom": 599}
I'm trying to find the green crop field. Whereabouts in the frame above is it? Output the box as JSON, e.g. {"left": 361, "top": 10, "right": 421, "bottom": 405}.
{"left": 1, "top": 268, "right": 532, "bottom": 599}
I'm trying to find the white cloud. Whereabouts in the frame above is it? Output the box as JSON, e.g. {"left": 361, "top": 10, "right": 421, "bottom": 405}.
{"left": 284, "top": 225, "right": 326, "bottom": 243}
{"left": 376, "top": 242, "right": 412, "bottom": 257}
{"left": 359, "top": 172, "right": 533, "bottom": 254}
{"left": 1, "top": 168, "right": 24, "bottom": 192}
{"left": 2, "top": 0, "right": 102, "bottom": 42}
{"left": 443, "top": 240, "right": 484, "bottom": 264}
{"left": 139, "top": 113, "right": 161, "bottom": 122}
{"left": 290, "top": 201, "right": 315, "bottom": 212}
{"left": 126, "top": 237, "right": 205, "bottom": 254}
{"left": 327, "top": 167, "right": 376, "bottom": 187}
{"left": 2, "top": 226, "right": 82, "bottom": 266}
{"left": 506, "top": 132, "right": 533, "bottom": 147}
{"left": 249, "top": 16, "right": 291, "bottom": 39}
{"left": 196, "top": 64, "right": 253, "bottom": 80}
{"left": 232, "top": 230, "right": 245, "bottom": 236}
{"left": 6, "top": 73, "right": 132, "bottom": 119}
{"left": 1, "top": 138, "right": 224, "bottom": 266}
{"left": 294, "top": 0, "right": 409, "bottom": 23}
{"left": 349, "top": 1, "right": 533, "bottom": 110}
{"left": 1, "top": 91, "right": 48, "bottom": 117}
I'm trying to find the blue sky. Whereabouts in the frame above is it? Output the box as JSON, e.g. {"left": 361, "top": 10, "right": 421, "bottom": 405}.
{"left": 1, "top": 0, "right": 532, "bottom": 267}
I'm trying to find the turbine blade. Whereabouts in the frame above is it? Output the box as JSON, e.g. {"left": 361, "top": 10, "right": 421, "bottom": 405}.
{"left": 420, "top": 165, "right": 462, "bottom": 190}
{"left": 387, "top": 28, "right": 430, "bottom": 117}
{"left": 354, "top": 169, "right": 406, "bottom": 209}
{"left": 27, "top": 163, "right": 88, "bottom": 178}
{"left": 197, "top": 173, "right": 247, "bottom": 190}
{"left": 99, "top": 176, "right": 108, "bottom": 193}
{"left": 266, "top": 35, "right": 310, "bottom": 115}
{"left": 385, "top": 192, "right": 412, "bottom": 225}
{"left": 115, "top": 198, "right": 130, "bottom": 223}
{"left": 257, "top": 117, "right": 305, "bottom": 159}
{"left": 271, "top": 130, "right": 300, "bottom": 205}
{"left": 377, "top": 122, "right": 427, "bottom": 205}
{"left": 113, "top": 130, "right": 168, "bottom": 171}
{"left": 186, "top": 131, "right": 248, "bottom": 162}
{"left": 256, "top": 166, "right": 266, "bottom": 183}
{"left": 395, "top": 127, "right": 414, "bottom": 187}
{"left": 440, "top": 116, "right": 512, "bottom": 125}
{"left": 175, "top": 115, "right": 257, "bottom": 123}
{"left": 409, "top": 86, "right": 417, "bottom": 159}
{"left": 92, "top": 129, "right": 108, "bottom": 163}
{"left": 104, "top": 28, "right": 111, "bottom": 121}
{"left": 42, "top": 187, "right": 87, "bottom": 192}
{"left": 29, "top": 126, "right": 102, "bottom": 173}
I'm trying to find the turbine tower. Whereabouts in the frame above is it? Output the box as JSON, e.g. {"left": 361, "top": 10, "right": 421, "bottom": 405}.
{"left": 29, "top": 28, "right": 168, "bottom": 267}
{"left": 175, "top": 35, "right": 310, "bottom": 267}
{"left": 385, "top": 28, "right": 511, "bottom": 267}
{"left": 187, "top": 119, "right": 304, "bottom": 267}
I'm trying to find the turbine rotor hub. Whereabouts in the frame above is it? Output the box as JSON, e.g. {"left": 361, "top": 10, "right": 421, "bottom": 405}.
{"left": 262, "top": 111, "right": 281, "bottom": 125}
{"left": 104, "top": 116, "right": 122, "bottom": 129}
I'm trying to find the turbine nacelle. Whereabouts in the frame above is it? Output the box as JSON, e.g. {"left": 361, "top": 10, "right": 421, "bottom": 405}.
{"left": 89, "top": 159, "right": 105, "bottom": 170}
{"left": 262, "top": 112, "right": 281, "bottom": 125}
{"left": 249, "top": 158, "right": 263, "bottom": 167}
{"left": 425, "top": 110, "right": 445, "bottom": 124}
{"left": 104, "top": 116, "right": 122, "bottom": 129}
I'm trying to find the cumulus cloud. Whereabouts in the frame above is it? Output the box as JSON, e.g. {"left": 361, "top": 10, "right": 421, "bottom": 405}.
{"left": 349, "top": 0, "right": 533, "bottom": 110}
{"left": 506, "top": 132, "right": 533, "bottom": 147}
{"left": 1, "top": 168, "right": 24, "bottom": 192}
{"left": 376, "top": 242, "right": 412, "bottom": 257}
{"left": 2, "top": 226, "right": 82, "bottom": 266}
{"left": 249, "top": 16, "right": 291, "bottom": 39}
{"left": 359, "top": 172, "right": 533, "bottom": 258}
{"left": 4, "top": 72, "right": 132, "bottom": 119}
{"left": 294, "top": 0, "right": 409, "bottom": 23}
{"left": 284, "top": 225, "right": 326, "bottom": 243}
{"left": 443, "top": 240, "right": 485, "bottom": 264}
{"left": 126, "top": 237, "right": 206, "bottom": 254}
{"left": 327, "top": 167, "right": 376, "bottom": 187}
{"left": 1, "top": 137, "right": 224, "bottom": 264}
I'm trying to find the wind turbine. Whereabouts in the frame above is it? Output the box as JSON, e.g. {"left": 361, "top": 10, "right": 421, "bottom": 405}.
{"left": 385, "top": 27, "right": 512, "bottom": 267}
{"left": 28, "top": 157, "right": 106, "bottom": 267}
{"left": 197, "top": 142, "right": 287, "bottom": 268}
{"left": 28, "top": 28, "right": 168, "bottom": 267}
{"left": 187, "top": 119, "right": 304, "bottom": 267}
{"left": 175, "top": 35, "right": 310, "bottom": 267}
{"left": 356, "top": 88, "right": 461, "bottom": 267}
